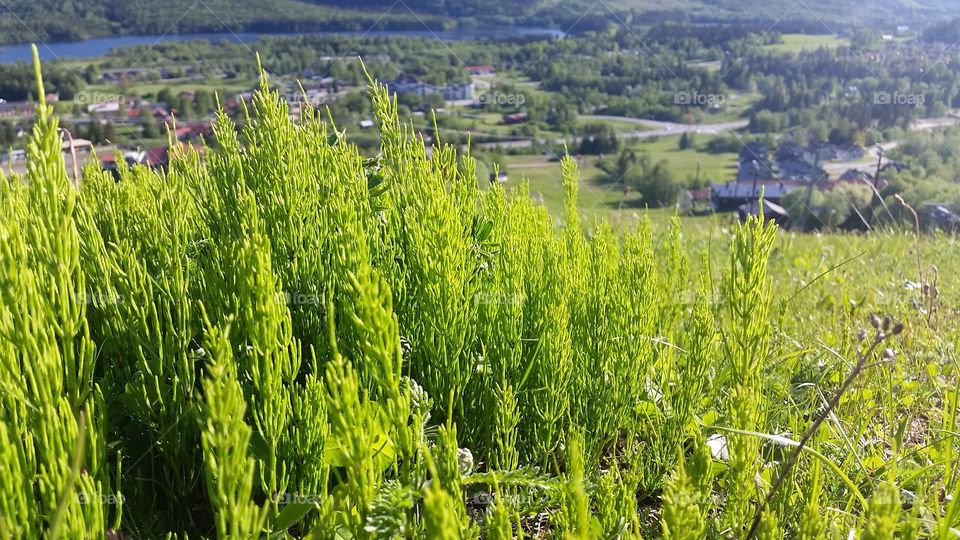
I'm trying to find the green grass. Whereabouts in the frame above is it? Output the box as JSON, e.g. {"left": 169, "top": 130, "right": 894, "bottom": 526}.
{"left": 4, "top": 51, "right": 960, "bottom": 539}
{"left": 85, "top": 77, "right": 256, "bottom": 99}
{"left": 763, "top": 33, "right": 849, "bottom": 53}
{"left": 577, "top": 117, "right": 655, "bottom": 133}
{"left": 474, "top": 134, "right": 737, "bottom": 223}
{"left": 627, "top": 134, "right": 738, "bottom": 182}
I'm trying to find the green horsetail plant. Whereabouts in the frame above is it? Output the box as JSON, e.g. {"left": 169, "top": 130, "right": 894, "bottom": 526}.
{"left": 796, "top": 458, "right": 825, "bottom": 540}
{"left": 0, "top": 45, "right": 107, "bottom": 539}
{"left": 343, "top": 264, "right": 420, "bottom": 487}
{"left": 555, "top": 432, "right": 592, "bottom": 539}
{"left": 199, "top": 325, "right": 267, "bottom": 539}
{"left": 483, "top": 476, "right": 518, "bottom": 540}
{"left": 861, "top": 482, "right": 900, "bottom": 540}
{"left": 661, "top": 447, "right": 708, "bottom": 540}
{"left": 720, "top": 212, "right": 777, "bottom": 535}
{"left": 421, "top": 448, "right": 471, "bottom": 540}
{"left": 367, "top": 77, "right": 480, "bottom": 426}
{"left": 78, "top": 163, "right": 205, "bottom": 519}
{"left": 433, "top": 423, "right": 479, "bottom": 538}
{"left": 323, "top": 313, "right": 397, "bottom": 536}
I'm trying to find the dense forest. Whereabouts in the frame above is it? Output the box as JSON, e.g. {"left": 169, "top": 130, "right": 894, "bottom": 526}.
{"left": 0, "top": 0, "right": 958, "bottom": 45}
{"left": 0, "top": 0, "right": 447, "bottom": 45}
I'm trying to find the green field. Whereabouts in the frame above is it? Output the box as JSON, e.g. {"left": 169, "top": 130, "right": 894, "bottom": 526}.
{"left": 627, "top": 134, "right": 738, "bottom": 182}
{"left": 474, "top": 134, "right": 737, "bottom": 223}
{"left": 763, "top": 33, "right": 849, "bottom": 53}
{"left": 85, "top": 77, "right": 257, "bottom": 99}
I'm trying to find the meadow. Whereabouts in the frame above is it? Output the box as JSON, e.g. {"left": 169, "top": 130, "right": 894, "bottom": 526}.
{"left": 1, "top": 50, "right": 959, "bottom": 539}
{"left": 762, "top": 34, "right": 850, "bottom": 54}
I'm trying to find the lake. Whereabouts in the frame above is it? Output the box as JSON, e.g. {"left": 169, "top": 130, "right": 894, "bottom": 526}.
{"left": 0, "top": 27, "right": 565, "bottom": 63}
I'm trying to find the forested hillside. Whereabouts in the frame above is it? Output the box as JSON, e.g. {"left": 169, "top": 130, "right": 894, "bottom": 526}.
{"left": 0, "top": 0, "right": 445, "bottom": 45}
{"left": 1, "top": 0, "right": 958, "bottom": 46}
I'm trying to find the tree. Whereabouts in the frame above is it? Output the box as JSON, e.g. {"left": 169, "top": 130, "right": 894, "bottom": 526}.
{"left": 678, "top": 131, "right": 696, "bottom": 150}
{"left": 620, "top": 156, "right": 680, "bottom": 208}
{"left": 423, "top": 92, "right": 446, "bottom": 112}
{"left": 141, "top": 109, "right": 159, "bottom": 139}
{"left": 578, "top": 123, "right": 619, "bottom": 155}
{"left": 103, "top": 121, "right": 116, "bottom": 144}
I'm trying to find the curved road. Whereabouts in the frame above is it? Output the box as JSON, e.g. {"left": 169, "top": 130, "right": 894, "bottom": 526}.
{"left": 473, "top": 115, "right": 749, "bottom": 151}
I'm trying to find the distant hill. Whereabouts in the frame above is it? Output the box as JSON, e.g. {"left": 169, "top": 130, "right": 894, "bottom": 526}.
{"left": 0, "top": 0, "right": 957, "bottom": 47}
{"left": 0, "top": 0, "right": 450, "bottom": 47}
{"left": 298, "top": 0, "right": 960, "bottom": 34}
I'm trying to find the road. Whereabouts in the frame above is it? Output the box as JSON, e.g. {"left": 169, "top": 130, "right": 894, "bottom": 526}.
{"left": 471, "top": 115, "right": 750, "bottom": 151}
{"left": 822, "top": 114, "right": 960, "bottom": 177}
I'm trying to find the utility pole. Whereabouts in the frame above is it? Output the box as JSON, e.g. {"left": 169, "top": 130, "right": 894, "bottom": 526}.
{"left": 867, "top": 145, "right": 884, "bottom": 228}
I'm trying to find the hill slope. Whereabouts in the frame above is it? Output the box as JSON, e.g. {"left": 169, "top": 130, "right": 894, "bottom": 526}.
{"left": 0, "top": 0, "right": 957, "bottom": 46}
{"left": 0, "top": 0, "right": 448, "bottom": 46}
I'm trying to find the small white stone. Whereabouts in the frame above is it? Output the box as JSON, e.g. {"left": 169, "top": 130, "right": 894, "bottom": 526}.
{"left": 707, "top": 434, "right": 729, "bottom": 461}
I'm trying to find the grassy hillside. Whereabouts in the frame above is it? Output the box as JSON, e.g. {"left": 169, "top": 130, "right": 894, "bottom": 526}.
{"left": 4, "top": 51, "right": 959, "bottom": 538}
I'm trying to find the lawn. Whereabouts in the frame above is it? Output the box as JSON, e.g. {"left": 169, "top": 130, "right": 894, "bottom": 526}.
{"left": 472, "top": 134, "right": 737, "bottom": 224}
{"left": 626, "top": 134, "right": 738, "bottom": 183}
{"left": 763, "top": 33, "right": 849, "bottom": 53}
{"left": 85, "top": 77, "right": 256, "bottom": 99}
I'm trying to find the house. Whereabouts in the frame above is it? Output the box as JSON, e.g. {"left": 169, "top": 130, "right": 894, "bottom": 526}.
{"left": 710, "top": 180, "right": 804, "bottom": 212}
{"left": 776, "top": 141, "right": 805, "bottom": 163}
{"left": 778, "top": 158, "right": 827, "bottom": 183}
{"left": 838, "top": 168, "right": 889, "bottom": 190}
{"left": 923, "top": 203, "right": 960, "bottom": 232}
{"left": 738, "top": 199, "right": 789, "bottom": 224}
{"left": 88, "top": 101, "right": 121, "bottom": 116}
{"left": 502, "top": 112, "right": 529, "bottom": 124}
{"left": 100, "top": 68, "right": 149, "bottom": 82}
{"left": 840, "top": 169, "right": 872, "bottom": 183}
{"left": 100, "top": 143, "right": 204, "bottom": 177}
{"left": 679, "top": 188, "right": 712, "bottom": 214}
{"left": 171, "top": 124, "right": 211, "bottom": 142}
{"left": 467, "top": 65, "right": 495, "bottom": 76}
{"left": 0, "top": 101, "right": 34, "bottom": 117}
{"left": 736, "top": 158, "right": 775, "bottom": 182}
{"left": 61, "top": 138, "right": 92, "bottom": 153}
{"left": 489, "top": 171, "right": 508, "bottom": 184}
{"left": 2, "top": 149, "right": 26, "bottom": 163}
{"left": 739, "top": 142, "right": 769, "bottom": 163}
{"left": 122, "top": 142, "right": 205, "bottom": 172}
{"left": 151, "top": 107, "right": 171, "bottom": 122}
{"left": 387, "top": 75, "right": 474, "bottom": 102}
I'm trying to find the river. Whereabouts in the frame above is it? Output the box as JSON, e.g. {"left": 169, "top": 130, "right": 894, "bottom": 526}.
{"left": 0, "top": 27, "right": 564, "bottom": 64}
